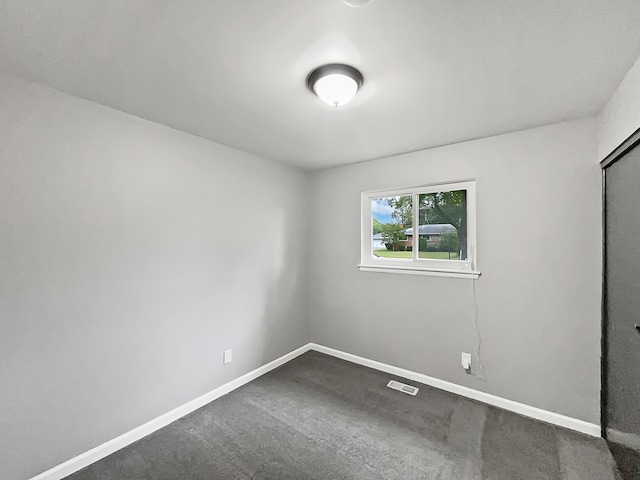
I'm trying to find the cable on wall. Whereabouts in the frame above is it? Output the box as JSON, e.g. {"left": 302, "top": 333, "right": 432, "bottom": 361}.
{"left": 470, "top": 276, "right": 487, "bottom": 382}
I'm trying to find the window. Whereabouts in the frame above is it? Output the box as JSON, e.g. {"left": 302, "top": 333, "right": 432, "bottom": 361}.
{"left": 360, "top": 180, "right": 479, "bottom": 278}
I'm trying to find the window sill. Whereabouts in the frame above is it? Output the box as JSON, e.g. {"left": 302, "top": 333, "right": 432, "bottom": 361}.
{"left": 358, "top": 264, "right": 481, "bottom": 279}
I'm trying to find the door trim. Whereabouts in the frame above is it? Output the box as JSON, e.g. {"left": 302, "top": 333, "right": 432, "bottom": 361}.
{"left": 601, "top": 126, "right": 640, "bottom": 169}
{"left": 601, "top": 168, "right": 607, "bottom": 438}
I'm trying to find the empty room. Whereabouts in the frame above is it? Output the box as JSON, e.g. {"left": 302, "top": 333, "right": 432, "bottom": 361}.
{"left": 2, "top": 1, "right": 640, "bottom": 479}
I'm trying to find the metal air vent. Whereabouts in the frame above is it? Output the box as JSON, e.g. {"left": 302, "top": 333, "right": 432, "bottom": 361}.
{"left": 387, "top": 380, "right": 419, "bottom": 396}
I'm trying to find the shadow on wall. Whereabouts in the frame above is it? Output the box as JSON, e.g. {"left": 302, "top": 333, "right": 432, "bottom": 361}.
{"left": 223, "top": 207, "right": 307, "bottom": 370}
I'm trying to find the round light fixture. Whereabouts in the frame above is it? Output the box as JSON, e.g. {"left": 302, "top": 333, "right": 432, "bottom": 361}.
{"left": 306, "top": 64, "right": 364, "bottom": 107}
{"left": 344, "top": 0, "right": 370, "bottom": 6}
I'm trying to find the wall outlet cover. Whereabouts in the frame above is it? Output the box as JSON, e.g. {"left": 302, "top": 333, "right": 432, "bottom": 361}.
{"left": 223, "top": 349, "right": 232, "bottom": 365}
{"left": 461, "top": 352, "right": 472, "bottom": 370}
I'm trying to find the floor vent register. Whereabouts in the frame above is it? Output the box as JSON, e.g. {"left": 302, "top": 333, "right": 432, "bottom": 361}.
{"left": 387, "top": 380, "right": 419, "bottom": 396}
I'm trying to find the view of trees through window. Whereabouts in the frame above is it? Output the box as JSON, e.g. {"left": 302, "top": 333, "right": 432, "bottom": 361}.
{"left": 371, "top": 189, "right": 467, "bottom": 260}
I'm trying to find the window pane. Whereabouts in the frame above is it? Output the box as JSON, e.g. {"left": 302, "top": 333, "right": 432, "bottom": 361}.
{"left": 371, "top": 196, "right": 412, "bottom": 258}
{"left": 417, "top": 190, "right": 467, "bottom": 260}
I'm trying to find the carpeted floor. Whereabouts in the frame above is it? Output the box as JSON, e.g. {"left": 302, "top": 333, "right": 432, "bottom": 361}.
{"left": 609, "top": 442, "right": 640, "bottom": 480}
{"left": 66, "top": 351, "right": 621, "bottom": 479}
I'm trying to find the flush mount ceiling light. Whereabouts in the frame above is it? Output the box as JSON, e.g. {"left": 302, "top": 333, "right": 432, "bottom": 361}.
{"left": 343, "top": 0, "right": 371, "bottom": 6}
{"left": 306, "top": 64, "right": 364, "bottom": 107}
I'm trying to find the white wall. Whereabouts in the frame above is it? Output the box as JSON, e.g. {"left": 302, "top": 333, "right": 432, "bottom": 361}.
{"left": 309, "top": 119, "right": 602, "bottom": 424}
{"left": 599, "top": 52, "right": 640, "bottom": 160}
{"left": 0, "top": 74, "right": 309, "bottom": 480}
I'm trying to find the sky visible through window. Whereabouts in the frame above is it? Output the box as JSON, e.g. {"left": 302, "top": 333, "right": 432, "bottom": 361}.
{"left": 371, "top": 198, "right": 396, "bottom": 223}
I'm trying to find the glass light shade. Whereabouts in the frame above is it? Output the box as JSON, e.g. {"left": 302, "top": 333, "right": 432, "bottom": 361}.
{"left": 313, "top": 73, "right": 359, "bottom": 107}
{"left": 344, "top": 0, "right": 370, "bottom": 6}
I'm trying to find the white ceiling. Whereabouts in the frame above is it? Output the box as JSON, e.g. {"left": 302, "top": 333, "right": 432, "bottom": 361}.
{"left": 1, "top": 1, "right": 640, "bottom": 170}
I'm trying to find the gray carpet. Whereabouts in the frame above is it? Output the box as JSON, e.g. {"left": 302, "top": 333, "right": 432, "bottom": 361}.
{"left": 66, "top": 351, "right": 620, "bottom": 479}
{"left": 609, "top": 442, "right": 640, "bottom": 480}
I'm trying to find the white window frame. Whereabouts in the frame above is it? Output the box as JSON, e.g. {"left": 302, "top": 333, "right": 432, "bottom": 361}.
{"left": 359, "top": 180, "right": 480, "bottom": 279}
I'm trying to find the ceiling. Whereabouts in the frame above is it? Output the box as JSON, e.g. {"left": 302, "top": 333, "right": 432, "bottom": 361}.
{"left": 1, "top": 1, "right": 640, "bottom": 170}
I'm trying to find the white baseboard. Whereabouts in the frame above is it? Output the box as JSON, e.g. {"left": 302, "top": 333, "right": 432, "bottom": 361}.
{"left": 30, "top": 344, "right": 311, "bottom": 480}
{"left": 308, "top": 343, "right": 601, "bottom": 438}
{"left": 32, "top": 341, "right": 601, "bottom": 480}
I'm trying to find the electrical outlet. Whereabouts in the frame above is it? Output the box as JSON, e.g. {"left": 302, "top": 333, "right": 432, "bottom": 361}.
{"left": 461, "top": 352, "right": 472, "bottom": 370}
{"left": 223, "top": 349, "right": 232, "bottom": 365}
